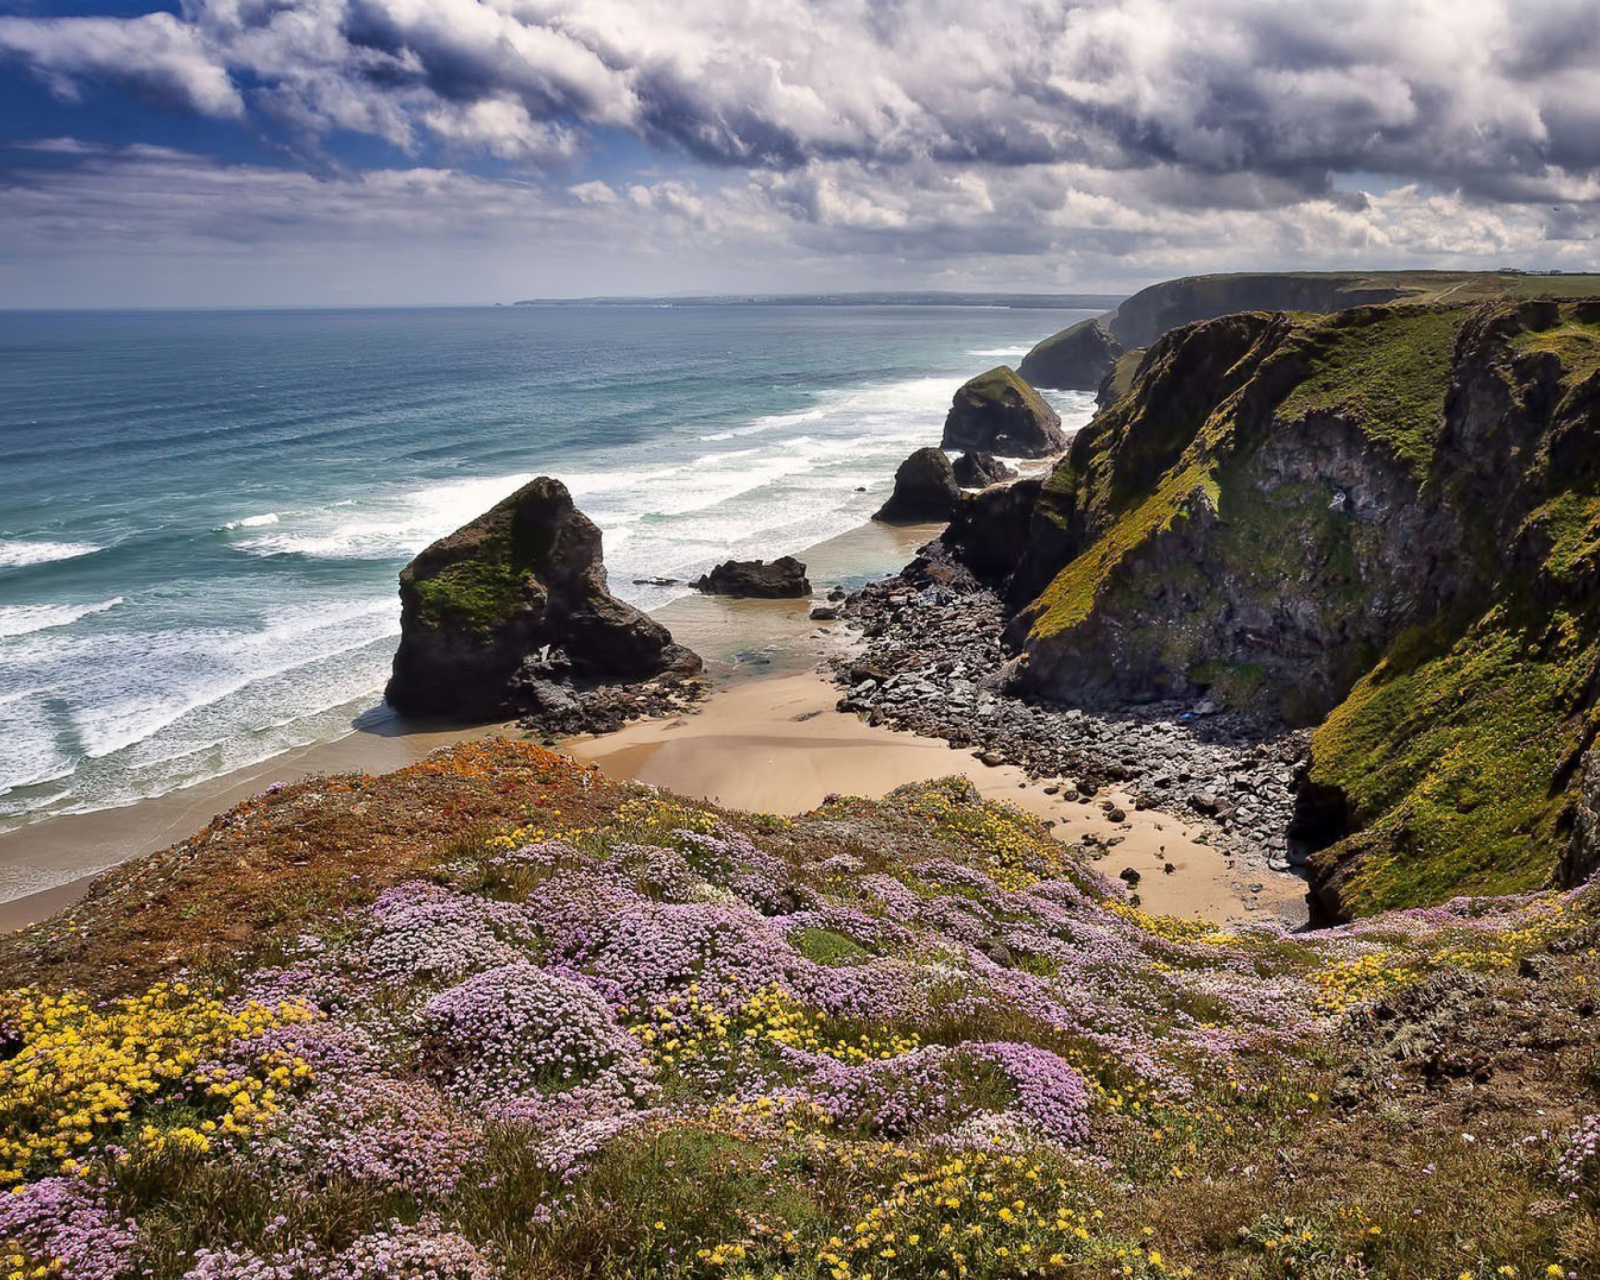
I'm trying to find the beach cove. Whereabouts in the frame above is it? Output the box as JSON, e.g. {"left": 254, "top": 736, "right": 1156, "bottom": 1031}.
{"left": 0, "top": 514, "right": 1308, "bottom": 931}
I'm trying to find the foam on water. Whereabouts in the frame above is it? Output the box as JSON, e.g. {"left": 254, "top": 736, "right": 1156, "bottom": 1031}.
{"left": 0, "top": 539, "right": 101, "bottom": 570}
{"left": 0, "top": 304, "right": 1102, "bottom": 857}
{"left": 0, "top": 598, "right": 123, "bottom": 639}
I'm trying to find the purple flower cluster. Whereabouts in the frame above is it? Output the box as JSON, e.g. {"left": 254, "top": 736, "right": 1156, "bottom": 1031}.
{"left": 352, "top": 882, "right": 537, "bottom": 987}
{"left": 421, "top": 962, "right": 655, "bottom": 1109}
{"left": 963, "top": 1041, "right": 1091, "bottom": 1146}
{"left": 764, "top": 1038, "right": 1088, "bottom": 1146}
{"left": 1556, "top": 1114, "right": 1600, "bottom": 1187}
{"left": 252, "top": 1073, "right": 479, "bottom": 1196}
{"left": 185, "top": 1216, "right": 493, "bottom": 1279}
{"left": 0, "top": 1177, "right": 134, "bottom": 1280}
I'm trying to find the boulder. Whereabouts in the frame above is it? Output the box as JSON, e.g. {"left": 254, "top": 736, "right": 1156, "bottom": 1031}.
{"left": 951, "top": 451, "right": 1016, "bottom": 489}
{"left": 874, "top": 447, "right": 961, "bottom": 523}
{"left": 941, "top": 366, "right": 1065, "bottom": 458}
{"left": 386, "top": 477, "right": 700, "bottom": 720}
{"left": 1017, "top": 318, "right": 1124, "bottom": 390}
{"left": 695, "top": 556, "right": 811, "bottom": 598}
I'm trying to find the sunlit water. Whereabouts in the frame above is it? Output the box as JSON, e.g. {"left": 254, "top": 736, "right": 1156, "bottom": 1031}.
{"left": 0, "top": 304, "right": 1096, "bottom": 830}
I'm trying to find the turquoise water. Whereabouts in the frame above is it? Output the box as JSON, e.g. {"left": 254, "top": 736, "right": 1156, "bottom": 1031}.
{"left": 0, "top": 304, "right": 1096, "bottom": 830}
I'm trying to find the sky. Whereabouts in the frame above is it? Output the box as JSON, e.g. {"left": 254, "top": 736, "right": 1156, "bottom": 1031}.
{"left": 0, "top": 0, "right": 1598, "bottom": 307}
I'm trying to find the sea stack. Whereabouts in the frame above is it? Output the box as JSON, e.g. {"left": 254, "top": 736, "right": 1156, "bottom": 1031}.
{"left": 941, "top": 366, "right": 1065, "bottom": 458}
{"left": 874, "top": 447, "right": 961, "bottom": 522}
{"left": 386, "top": 477, "right": 699, "bottom": 720}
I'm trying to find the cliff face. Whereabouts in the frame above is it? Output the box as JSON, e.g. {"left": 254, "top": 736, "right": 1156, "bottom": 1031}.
{"left": 965, "top": 298, "right": 1600, "bottom": 916}
{"left": 1017, "top": 317, "right": 1123, "bottom": 390}
{"left": 387, "top": 477, "right": 698, "bottom": 719}
{"left": 1105, "top": 273, "right": 1412, "bottom": 348}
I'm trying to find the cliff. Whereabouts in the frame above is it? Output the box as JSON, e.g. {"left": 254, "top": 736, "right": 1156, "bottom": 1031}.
{"left": 1016, "top": 268, "right": 1600, "bottom": 391}
{"left": 386, "top": 477, "right": 698, "bottom": 719}
{"left": 960, "top": 298, "right": 1600, "bottom": 917}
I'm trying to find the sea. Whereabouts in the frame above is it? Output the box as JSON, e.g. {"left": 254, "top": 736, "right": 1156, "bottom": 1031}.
{"left": 0, "top": 304, "right": 1098, "bottom": 834}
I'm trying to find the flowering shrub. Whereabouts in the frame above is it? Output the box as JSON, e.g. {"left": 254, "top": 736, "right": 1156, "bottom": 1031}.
{"left": 420, "top": 963, "right": 654, "bottom": 1110}
{"left": 0, "top": 755, "right": 1593, "bottom": 1280}
{"left": 0, "top": 983, "right": 315, "bottom": 1182}
{"left": 0, "top": 1176, "right": 134, "bottom": 1280}
{"left": 251, "top": 1073, "right": 479, "bottom": 1196}
{"left": 1555, "top": 1114, "right": 1600, "bottom": 1189}
{"left": 184, "top": 1217, "right": 494, "bottom": 1279}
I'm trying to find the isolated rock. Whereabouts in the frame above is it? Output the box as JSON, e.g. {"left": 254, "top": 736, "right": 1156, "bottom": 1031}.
{"left": 952, "top": 451, "right": 1016, "bottom": 488}
{"left": 695, "top": 556, "right": 811, "bottom": 598}
{"left": 1018, "top": 317, "right": 1124, "bottom": 390}
{"left": 387, "top": 477, "right": 700, "bottom": 720}
{"left": 941, "top": 366, "right": 1065, "bottom": 458}
{"left": 874, "top": 447, "right": 961, "bottom": 522}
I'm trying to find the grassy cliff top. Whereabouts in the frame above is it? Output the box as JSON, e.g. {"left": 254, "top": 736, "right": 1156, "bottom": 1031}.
{"left": 0, "top": 739, "right": 1597, "bottom": 1277}
{"left": 1015, "top": 299, "right": 1600, "bottom": 916}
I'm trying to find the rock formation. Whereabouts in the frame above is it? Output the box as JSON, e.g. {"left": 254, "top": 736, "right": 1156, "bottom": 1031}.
{"left": 386, "top": 477, "right": 699, "bottom": 720}
{"left": 694, "top": 556, "right": 811, "bottom": 598}
{"left": 940, "top": 297, "right": 1600, "bottom": 919}
{"left": 1017, "top": 318, "right": 1124, "bottom": 390}
{"left": 1017, "top": 271, "right": 1476, "bottom": 393}
{"left": 874, "top": 447, "right": 961, "bottom": 522}
{"left": 951, "top": 451, "right": 1015, "bottom": 489}
{"left": 941, "top": 366, "right": 1065, "bottom": 458}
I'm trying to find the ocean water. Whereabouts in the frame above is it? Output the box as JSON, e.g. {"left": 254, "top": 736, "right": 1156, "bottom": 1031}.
{"left": 0, "top": 305, "right": 1097, "bottom": 832}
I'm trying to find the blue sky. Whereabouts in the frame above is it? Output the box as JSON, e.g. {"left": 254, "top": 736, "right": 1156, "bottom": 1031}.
{"left": 1, "top": 0, "right": 1596, "bottom": 307}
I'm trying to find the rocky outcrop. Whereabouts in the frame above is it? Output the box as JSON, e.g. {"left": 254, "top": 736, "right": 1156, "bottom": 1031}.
{"left": 387, "top": 478, "right": 700, "bottom": 721}
{"left": 874, "top": 448, "right": 961, "bottom": 522}
{"left": 942, "top": 298, "right": 1600, "bottom": 917}
{"left": 695, "top": 556, "right": 811, "bottom": 598}
{"left": 941, "top": 366, "right": 1065, "bottom": 458}
{"left": 1018, "top": 318, "right": 1124, "bottom": 391}
{"left": 940, "top": 478, "right": 1042, "bottom": 588}
{"left": 952, "top": 451, "right": 1015, "bottom": 489}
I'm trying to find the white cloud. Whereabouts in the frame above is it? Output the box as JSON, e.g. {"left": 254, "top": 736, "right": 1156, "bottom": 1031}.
{"left": 0, "top": 12, "right": 242, "bottom": 117}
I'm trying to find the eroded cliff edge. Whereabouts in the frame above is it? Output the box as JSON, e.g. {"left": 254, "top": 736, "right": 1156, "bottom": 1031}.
{"left": 954, "top": 298, "right": 1600, "bottom": 918}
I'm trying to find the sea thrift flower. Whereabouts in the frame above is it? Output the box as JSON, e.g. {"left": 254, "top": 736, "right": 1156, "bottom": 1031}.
{"left": 421, "top": 962, "right": 655, "bottom": 1108}
{"left": 0, "top": 1176, "right": 134, "bottom": 1280}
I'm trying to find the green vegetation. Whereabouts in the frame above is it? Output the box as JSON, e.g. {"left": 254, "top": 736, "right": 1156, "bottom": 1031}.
{"left": 1277, "top": 306, "right": 1465, "bottom": 479}
{"left": 1309, "top": 603, "right": 1600, "bottom": 912}
{"left": 411, "top": 531, "right": 532, "bottom": 633}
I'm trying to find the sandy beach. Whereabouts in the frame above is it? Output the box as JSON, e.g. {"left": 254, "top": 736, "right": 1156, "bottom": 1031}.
{"left": 0, "top": 519, "right": 941, "bottom": 928}
{"left": 0, "top": 512, "right": 1306, "bottom": 932}
{"left": 567, "top": 670, "right": 1306, "bottom": 926}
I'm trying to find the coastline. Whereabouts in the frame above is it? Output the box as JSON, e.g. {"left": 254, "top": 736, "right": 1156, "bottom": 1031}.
{"left": 0, "top": 510, "right": 1306, "bottom": 932}
{"left": 0, "top": 519, "right": 940, "bottom": 928}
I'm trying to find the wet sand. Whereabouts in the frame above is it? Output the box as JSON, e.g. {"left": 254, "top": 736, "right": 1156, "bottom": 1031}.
{"left": 0, "top": 514, "right": 1305, "bottom": 931}
{"left": 567, "top": 671, "right": 1307, "bottom": 927}
{"left": 0, "top": 520, "right": 940, "bottom": 929}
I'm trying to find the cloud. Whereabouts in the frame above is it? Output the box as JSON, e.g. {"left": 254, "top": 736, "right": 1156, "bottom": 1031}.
{"left": 0, "top": 12, "right": 243, "bottom": 117}
{"left": 2, "top": 1, "right": 1597, "bottom": 303}
{"left": 6, "top": 1, "right": 1600, "bottom": 206}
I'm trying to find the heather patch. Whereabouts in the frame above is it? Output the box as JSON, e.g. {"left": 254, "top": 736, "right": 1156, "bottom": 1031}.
{"left": 0, "top": 744, "right": 1596, "bottom": 1277}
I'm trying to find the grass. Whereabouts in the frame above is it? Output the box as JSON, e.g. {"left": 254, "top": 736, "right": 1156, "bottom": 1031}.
{"left": 411, "top": 537, "right": 530, "bottom": 634}
{"left": 1308, "top": 603, "right": 1600, "bottom": 912}
{"left": 1276, "top": 305, "right": 1465, "bottom": 479}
